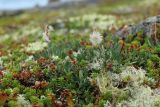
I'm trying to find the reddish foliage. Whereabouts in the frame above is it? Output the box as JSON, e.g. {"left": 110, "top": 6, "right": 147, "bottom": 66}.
{"left": 32, "top": 104, "right": 42, "bottom": 107}
{"left": 34, "top": 71, "right": 43, "bottom": 76}
{"left": 37, "top": 57, "right": 48, "bottom": 65}
{"left": 67, "top": 50, "right": 74, "bottom": 55}
{"left": 0, "top": 51, "right": 4, "bottom": 57}
{"left": 59, "top": 89, "right": 74, "bottom": 107}
{"left": 107, "top": 63, "right": 113, "bottom": 70}
{"left": 19, "top": 70, "right": 31, "bottom": 80}
{"left": 0, "top": 93, "right": 9, "bottom": 100}
{"left": 70, "top": 59, "right": 77, "bottom": 65}
{"left": 80, "top": 41, "right": 92, "bottom": 46}
{"left": 48, "top": 63, "right": 56, "bottom": 71}
{"left": 32, "top": 81, "right": 48, "bottom": 89}
{"left": 48, "top": 93, "right": 56, "bottom": 106}
{"left": 80, "top": 41, "right": 86, "bottom": 46}
{"left": 67, "top": 50, "right": 77, "bottom": 65}
{"left": 0, "top": 71, "right": 3, "bottom": 78}
{"left": 55, "top": 100, "right": 63, "bottom": 107}
{"left": 48, "top": 94, "right": 63, "bottom": 107}
{"left": 0, "top": 92, "right": 9, "bottom": 105}
{"left": 67, "top": 93, "right": 74, "bottom": 107}
{"left": 13, "top": 73, "right": 19, "bottom": 79}
{"left": 153, "top": 81, "right": 160, "bottom": 88}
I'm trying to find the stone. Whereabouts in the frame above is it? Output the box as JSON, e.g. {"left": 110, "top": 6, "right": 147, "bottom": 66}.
{"left": 116, "top": 16, "right": 160, "bottom": 40}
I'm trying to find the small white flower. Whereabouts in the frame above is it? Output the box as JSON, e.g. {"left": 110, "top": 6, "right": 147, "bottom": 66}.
{"left": 52, "top": 55, "right": 59, "bottom": 61}
{"left": 89, "top": 31, "right": 103, "bottom": 46}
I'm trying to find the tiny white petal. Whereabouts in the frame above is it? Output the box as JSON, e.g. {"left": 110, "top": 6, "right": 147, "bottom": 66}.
{"left": 89, "top": 31, "right": 102, "bottom": 46}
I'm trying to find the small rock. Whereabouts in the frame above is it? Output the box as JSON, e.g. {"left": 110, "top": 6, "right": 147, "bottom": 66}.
{"left": 116, "top": 16, "right": 160, "bottom": 40}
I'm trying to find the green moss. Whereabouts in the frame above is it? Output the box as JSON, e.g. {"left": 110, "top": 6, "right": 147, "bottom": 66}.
{"left": 30, "top": 96, "right": 39, "bottom": 104}
{"left": 101, "top": 91, "right": 112, "bottom": 101}
{"left": 150, "top": 55, "right": 160, "bottom": 62}
{"left": 117, "top": 91, "right": 129, "bottom": 102}
{"left": 97, "top": 100, "right": 106, "bottom": 107}
{"left": 7, "top": 100, "right": 21, "bottom": 107}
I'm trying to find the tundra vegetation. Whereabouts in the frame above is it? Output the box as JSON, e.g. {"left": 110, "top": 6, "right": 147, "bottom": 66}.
{"left": 0, "top": 0, "right": 160, "bottom": 107}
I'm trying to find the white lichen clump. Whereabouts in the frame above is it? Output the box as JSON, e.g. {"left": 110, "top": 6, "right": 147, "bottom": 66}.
{"left": 94, "top": 66, "right": 160, "bottom": 107}
{"left": 0, "top": 24, "right": 41, "bottom": 43}
{"left": 117, "top": 86, "right": 160, "bottom": 107}
{"left": 120, "top": 66, "right": 146, "bottom": 84}
{"left": 90, "top": 31, "right": 103, "bottom": 46}
{"left": 17, "top": 94, "right": 31, "bottom": 107}
{"left": 69, "top": 14, "right": 117, "bottom": 30}
{"left": 96, "top": 73, "right": 111, "bottom": 93}
{"left": 104, "top": 101, "right": 112, "bottom": 107}
{"left": 24, "top": 41, "right": 48, "bottom": 53}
